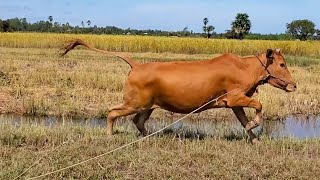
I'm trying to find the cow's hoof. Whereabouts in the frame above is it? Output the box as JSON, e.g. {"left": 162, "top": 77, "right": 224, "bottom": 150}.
{"left": 142, "top": 132, "right": 148, "bottom": 137}
{"left": 138, "top": 131, "right": 148, "bottom": 137}
{"left": 251, "top": 138, "right": 261, "bottom": 145}
{"left": 245, "top": 120, "right": 259, "bottom": 131}
{"left": 107, "top": 132, "right": 113, "bottom": 137}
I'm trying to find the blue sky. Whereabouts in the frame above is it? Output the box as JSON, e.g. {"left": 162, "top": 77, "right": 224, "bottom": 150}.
{"left": 0, "top": 0, "right": 319, "bottom": 34}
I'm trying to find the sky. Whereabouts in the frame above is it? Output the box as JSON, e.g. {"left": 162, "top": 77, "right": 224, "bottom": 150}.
{"left": 0, "top": 0, "right": 319, "bottom": 34}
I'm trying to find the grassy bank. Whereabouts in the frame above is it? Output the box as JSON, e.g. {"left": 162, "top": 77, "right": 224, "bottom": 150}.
{"left": 0, "top": 122, "right": 319, "bottom": 179}
{"left": 1, "top": 32, "right": 320, "bottom": 56}
{"left": 0, "top": 47, "right": 319, "bottom": 119}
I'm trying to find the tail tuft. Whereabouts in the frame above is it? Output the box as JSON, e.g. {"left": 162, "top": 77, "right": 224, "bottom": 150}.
{"left": 60, "top": 39, "right": 85, "bottom": 57}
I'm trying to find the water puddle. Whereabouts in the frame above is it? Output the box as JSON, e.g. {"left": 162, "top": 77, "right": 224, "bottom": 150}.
{"left": 0, "top": 114, "right": 319, "bottom": 139}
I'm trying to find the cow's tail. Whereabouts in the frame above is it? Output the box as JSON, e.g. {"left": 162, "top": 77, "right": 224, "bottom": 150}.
{"left": 60, "top": 39, "right": 138, "bottom": 68}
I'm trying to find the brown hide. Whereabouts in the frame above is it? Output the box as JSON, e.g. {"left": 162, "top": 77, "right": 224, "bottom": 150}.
{"left": 61, "top": 39, "right": 296, "bottom": 143}
{"left": 128, "top": 54, "right": 261, "bottom": 113}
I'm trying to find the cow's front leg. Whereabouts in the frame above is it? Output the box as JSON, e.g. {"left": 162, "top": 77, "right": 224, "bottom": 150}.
{"left": 227, "top": 93, "right": 262, "bottom": 131}
{"left": 232, "top": 107, "right": 260, "bottom": 144}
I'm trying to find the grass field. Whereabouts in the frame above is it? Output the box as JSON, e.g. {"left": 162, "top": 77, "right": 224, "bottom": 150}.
{"left": 1, "top": 122, "right": 320, "bottom": 179}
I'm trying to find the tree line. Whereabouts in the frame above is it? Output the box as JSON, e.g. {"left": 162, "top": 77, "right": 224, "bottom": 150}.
{"left": 0, "top": 16, "right": 197, "bottom": 37}
{"left": 0, "top": 13, "right": 319, "bottom": 41}
{"left": 203, "top": 13, "right": 320, "bottom": 41}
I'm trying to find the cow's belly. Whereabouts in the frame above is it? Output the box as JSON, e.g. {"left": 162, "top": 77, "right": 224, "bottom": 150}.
{"left": 154, "top": 86, "right": 227, "bottom": 114}
{"left": 155, "top": 99, "right": 227, "bottom": 114}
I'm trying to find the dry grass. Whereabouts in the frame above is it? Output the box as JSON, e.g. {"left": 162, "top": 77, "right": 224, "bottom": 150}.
{"left": 0, "top": 47, "right": 319, "bottom": 119}
{"left": 0, "top": 122, "right": 319, "bottom": 179}
{"left": 1, "top": 32, "right": 320, "bottom": 56}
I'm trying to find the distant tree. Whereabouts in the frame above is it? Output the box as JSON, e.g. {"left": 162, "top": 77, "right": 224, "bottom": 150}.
{"left": 21, "top": 18, "right": 28, "bottom": 30}
{"left": 48, "top": 16, "right": 53, "bottom": 24}
{"left": 314, "top": 29, "right": 320, "bottom": 40}
{"left": 81, "top": 21, "right": 85, "bottom": 28}
{"left": 229, "top": 13, "right": 251, "bottom": 39}
{"left": 183, "top": 27, "right": 188, "bottom": 32}
{"left": 202, "top": 18, "right": 215, "bottom": 38}
{"left": 0, "top": 19, "right": 3, "bottom": 32}
{"left": 181, "top": 26, "right": 191, "bottom": 36}
{"left": 225, "top": 29, "right": 237, "bottom": 39}
{"left": 2, "top": 20, "right": 10, "bottom": 32}
{"left": 203, "top": 18, "right": 208, "bottom": 26}
{"left": 87, "top": 20, "right": 91, "bottom": 27}
{"left": 286, "top": 19, "right": 316, "bottom": 40}
{"left": 8, "top": 18, "right": 23, "bottom": 31}
{"left": 47, "top": 16, "right": 53, "bottom": 31}
{"left": 53, "top": 22, "right": 60, "bottom": 27}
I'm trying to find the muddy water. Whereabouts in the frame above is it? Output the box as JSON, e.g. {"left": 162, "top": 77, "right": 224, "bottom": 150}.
{"left": 0, "top": 114, "right": 319, "bottom": 139}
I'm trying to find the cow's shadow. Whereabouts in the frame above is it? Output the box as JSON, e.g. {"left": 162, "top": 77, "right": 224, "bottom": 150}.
{"left": 112, "top": 120, "right": 264, "bottom": 142}
{"left": 152, "top": 127, "right": 264, "bottom": 142}
{"left": 161, "top": 128, "right": 207, "bottom": 140}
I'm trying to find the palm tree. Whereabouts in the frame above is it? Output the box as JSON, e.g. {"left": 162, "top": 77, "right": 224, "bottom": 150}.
{"left": 231, "top": 13, "right": 251, "bottom": 39}
{"left": 206, "top": 25, "right": 214, "bottom": 38}
{"left": 203, "top": 18, "right": 215, "bottom": 38}
{"left": 48, "top": 16, "right": 53, "bottom": 23}
{"left": 47, "top": 16, "right": 53, "bottom": 31}
{"left": 87, "top": 20, "right": 91, "bottom": 27}
{"left": 203, "top": 18, "right": 208, "bottom": 26}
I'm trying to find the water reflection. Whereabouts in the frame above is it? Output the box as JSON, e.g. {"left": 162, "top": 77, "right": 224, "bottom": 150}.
{"left": 0, "top": 114, "right": 319, "bottom": 139}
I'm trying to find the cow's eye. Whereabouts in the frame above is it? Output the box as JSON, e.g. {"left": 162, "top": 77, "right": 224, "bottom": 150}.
{"left": 280, "top": 63, "right": 286, "bottom": 68}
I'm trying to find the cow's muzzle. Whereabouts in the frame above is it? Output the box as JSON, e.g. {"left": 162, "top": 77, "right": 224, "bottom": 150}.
{"left": 285, "top": 82, "right": 297, "bottom": 92}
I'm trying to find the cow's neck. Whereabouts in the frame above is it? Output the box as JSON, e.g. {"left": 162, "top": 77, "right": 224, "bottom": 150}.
{"left": 242, "top": 54, "right": 269, "bottom": 95}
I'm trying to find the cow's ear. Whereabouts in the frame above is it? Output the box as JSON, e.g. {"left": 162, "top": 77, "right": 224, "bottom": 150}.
{"left": 266, "top": 49, "right": 274, "bottom": 59}
{"left": 266, "top": 49, "right": 274, "bottom": 66}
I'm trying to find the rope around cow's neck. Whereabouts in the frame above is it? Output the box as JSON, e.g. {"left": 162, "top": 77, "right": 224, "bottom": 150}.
{"left": 23, "top": 86, "right": 249, "bottom": 180}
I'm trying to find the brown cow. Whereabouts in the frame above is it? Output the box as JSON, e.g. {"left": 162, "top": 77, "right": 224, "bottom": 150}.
{"left": 61, "top": 39, "right": 296, "bottom": 143}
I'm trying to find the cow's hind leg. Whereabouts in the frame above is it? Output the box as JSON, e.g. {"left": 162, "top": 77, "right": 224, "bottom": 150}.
{"left": 232, "top": 107, "right": 259, "bottom": 144}
{"left": 132, "top": 109, "right": 154, "bottom": 136}
{"left": 107, "top": 103, "right": 138, "bottom": 136}
{"left": 227, "top": 93, "right": 262, "bottom": 131}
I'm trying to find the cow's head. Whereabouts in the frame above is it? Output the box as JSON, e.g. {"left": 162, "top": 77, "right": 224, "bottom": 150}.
{"left": 264, "top": 49, "right": 296, "bottom": 92}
